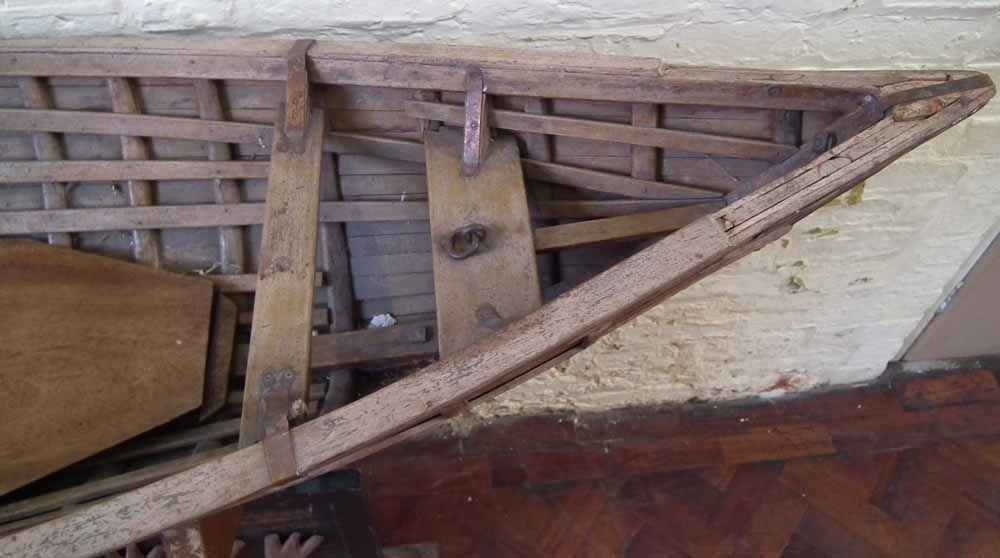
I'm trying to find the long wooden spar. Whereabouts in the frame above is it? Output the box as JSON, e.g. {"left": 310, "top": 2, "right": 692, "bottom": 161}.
{"left": 0, "top": 77, "right": 991, "bottom": 558}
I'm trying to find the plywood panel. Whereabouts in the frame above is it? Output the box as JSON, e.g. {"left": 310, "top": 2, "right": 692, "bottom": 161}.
{"left": 0, "top": 240, "right": 212, "bottom": 495}
{"left": 423, "top": 129, "right": 541, "bottom": 356}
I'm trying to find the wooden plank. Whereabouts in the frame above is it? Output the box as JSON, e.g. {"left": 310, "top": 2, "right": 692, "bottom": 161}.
{"left": 16, "top": 77, "right": 71, "bottom": 247}
{"left": 424, "top": 129, "right": 541, "bottom": 357}
{"left": 0, "top": 201, "right": 429, "bottom": 235}
{"left": 405, "top": 101, "right": 799, "bottom": 162}
{"left": 631, "top": 103, "right": 659, "bottom": 180}
{"left": 0, "top": 160, "right": 270, "bottom": 183}
{"left": 207, "top": 272, "right": 323, "bottom": 293}
{"left": 536, "top": 200, "right": 724, "bottom": 220}
{"left": 108, "top": 77, "right": 160, "bottom": 267}
{"left": 199, "top": 295, "right": 238, "bottom": 422}
{"left": 0, "top": 78, "right": 990, "bottom": 558}
{"left": 521, "top": 159, "right": 721, "bottom": 199}
{"left": 533, "top": 208, "right": 698, "bottom": 252}
{"left": 0, "top": 240, "right": 213, "bottom": 495}
{"left": 239, "top": 108, "right": 326, "bottom": 446}
{"left": 194, "top": 79, "right": 248, "bottom": 274}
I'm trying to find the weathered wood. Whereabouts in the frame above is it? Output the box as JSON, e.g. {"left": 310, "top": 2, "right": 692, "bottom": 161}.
{"left": 424, "top": 129, "right": 541, "bottom": 356}
{"left": 0, "top": 201, "right": 430, "bottom": 235}
{"left": 194, "top": 79, "right": 247, "bottom": 274}
{"left": 107, "top": 77, "right": 161, "bottom": 267}
{"left": 200, "top": 295, "right": 238, "bottom": 422}
{"left": 240, "top": 108, "right": 327, "bottom": 446}
{"left": 207, "top": 272, "right": 323, "bottom": 293}
{"left": 522, "top": 159, "right": 721, "bottom": 199}
{"left": 161, "top": 527, "right": 207, "bottom": 558}
{"left": 0, "top": 240, "right": 213, "bottom": 496}
{"left": 533, "top": 208, "right": 700, "bottom": 252}
{"left": 460, "top": 67, "right": 489, "bottom": 177}
{"left": 16, "top": 77, "right": 71, "bottom": 247}
{"left": 405, "top": 101, "right": 799, "bottom": 162}
{"left": 282, "top": 40, "right": 315, "bottom": 152}
{"left": 0, "top": 160, "right": 270, "bottom": 183}
{"left": 631, "top": 103, "right": 659, "bottom": 180}
{"left": 536, "top": 200, "right": 724, "bottom": 220}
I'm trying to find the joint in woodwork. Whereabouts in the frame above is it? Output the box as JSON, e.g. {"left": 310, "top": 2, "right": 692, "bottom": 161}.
{"left": 257, "top": 369, "right": 300, "bottom": 484}
{"left": 460, "top": 66, "right": 489, "bottom": 177}
{"left": 281, "top": 39, "right": 316, "bottom": 154}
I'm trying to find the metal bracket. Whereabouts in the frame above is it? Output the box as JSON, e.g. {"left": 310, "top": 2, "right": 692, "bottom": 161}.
{"left": 279, "top": 39, "right": 316, "bottom": 154}
{"left": 460, "top": 66, "right": 489, "bottom": 177}
{"left": 258, "top": 368, "right": 299, "bottom": 484}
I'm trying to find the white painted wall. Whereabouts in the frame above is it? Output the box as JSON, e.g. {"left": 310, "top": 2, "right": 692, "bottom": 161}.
{"left": 3, "top": 0, "right": 999, "bottom": 414}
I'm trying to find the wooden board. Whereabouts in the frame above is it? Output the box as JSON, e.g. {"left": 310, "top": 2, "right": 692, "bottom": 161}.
{"left": 0, "top": 240, "right": 213, "bottom": 495}
{"left": 424, "top": 129, "right": 541, "bottom": 356}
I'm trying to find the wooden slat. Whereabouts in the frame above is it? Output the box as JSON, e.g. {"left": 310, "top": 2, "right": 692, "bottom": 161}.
{"left": 424, "top": 129, "right": 541, "bottom": 357}
{"left": 195, "top": 79, "right": 247, "bottom": 274}
{"left": 522, "top": 159, "right": 721, "bottom": 199}
{"left": 16, "top": 77, "right": 71, "bottom": 247}
{"left": 207, "top": 272, "right": 323, "bottom": 293}
{"left": 536, "top": 200, "right": 724, "bottom": 220}
{"left": 239, "top": 108, "right": 326, "bottom": 446}
{"left": 199, "top": 295, "right": 238, "bottom": 422}
{"left": 631, "top": 103, "right": 659, "bottom": 180}
{"left": 0, "top": 201, "right": 429, "bottom": 235}
{"left": 405, "top": 101, "right": 799, "bottom": 162}
{"left": 107, "top": 77, "right": 160, "bottom": 267}
{"left": 0, "top": 160, "right": 270, "bottom": 183}
{"left": 533, "top": 208, "right": 697, "bottom": 252}
{"left": 0, "top": 70, "right": 990, "bottom": 558}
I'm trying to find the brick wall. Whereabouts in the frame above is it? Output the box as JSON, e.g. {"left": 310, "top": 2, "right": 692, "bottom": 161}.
{"left": 2, "top": 0, "right": 998, "bottom": 414}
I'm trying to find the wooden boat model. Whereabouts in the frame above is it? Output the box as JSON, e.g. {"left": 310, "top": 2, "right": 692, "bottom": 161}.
{"left": 0, "top": 38, "right": 993, "bottom": 557}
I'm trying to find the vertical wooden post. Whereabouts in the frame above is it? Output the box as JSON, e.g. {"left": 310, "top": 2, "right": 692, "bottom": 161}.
{"left": 107, "top": 77, "right": 161, "bottom": 267}
{"left": 17, "top": 77, "right": 71, "bottom": 248}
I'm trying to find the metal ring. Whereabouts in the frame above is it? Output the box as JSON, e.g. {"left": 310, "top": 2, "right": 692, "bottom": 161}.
{"left": 445, "top": 224, "right": 488, "bottom": 260}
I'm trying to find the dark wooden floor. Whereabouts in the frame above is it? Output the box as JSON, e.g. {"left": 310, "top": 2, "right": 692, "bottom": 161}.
{"left": 358, "top": 365, "right": 1000, "bottom": 557}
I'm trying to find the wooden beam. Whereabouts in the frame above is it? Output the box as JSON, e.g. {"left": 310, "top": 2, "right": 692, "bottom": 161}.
{"left": 521, "top": 159, "right": 722, "bottom": 199}
{"left": 533, "top": 208, "right": 699, "bottom": 252}
{"left": 207, "top": 272, "right": 323, "bottom": 293}
{"left": 239, "top": 107, "right": 326, "bottom": 447}
{"left": 0, "top": 201, "right": 429, "bottom": 235}
{"left": 424, "top": 129, "right": 541, "bottom": 357}
{"left": 535, "top": 200, "right": 724, "bottom": 220}
{"left": 16, "top": 77, "right": 71, "bottom": 247}
{"left": 107, "top": 77, "right": 160, "bottom": 267}
{"left": 405, "top": 100, "right": 799, "bottom": 162}
{"left": 0, "top": 80, "right": 991, "bottom": 558}
{"left": 0, "top": 161, "right": 270, "bottom": 183}
{"left": 194, "top": 79, "right": 248, "bottom": 275}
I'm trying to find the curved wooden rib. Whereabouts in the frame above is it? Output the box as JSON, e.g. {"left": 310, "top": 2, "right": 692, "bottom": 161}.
{"left": 0, "top": 82, "right": 990, "bottom": 558}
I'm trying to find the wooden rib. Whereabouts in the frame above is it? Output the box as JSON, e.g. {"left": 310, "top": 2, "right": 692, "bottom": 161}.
{"left": 0, "top": 201, "right": 429, "bottom": 235}
{"left": 533, "top": 208, "right": 697, "bottom": 252}
{"left": 207, "top": 272, "right": 323, "bottom": 293}
{"left": 536, "top": 200, "right": 724, "bottom": 220}
{"left": 107, "top": 77, "right": 160, "bottom": 267}
{"left": 0, "top": 161, "right": 269, "bottom": 183}
{"left": 404, "top": 100, "right": 799, "bottom": 162}
{"left": 239, "top": 108, "right": 326, "bottom": 446}
{"left": 16, "top": 77, "right": 71, "bottom": 247}
{"left": 194, "top": 79, "right": 247, "bottom": 274}
{"left": 522, "top": 160, "right": 722, "bottom": 198}
{"left": 0, "top": 85, "right": 990, "bottom": 558}
{"left": 631, "top": 103, "right": 659, "bottom": 180}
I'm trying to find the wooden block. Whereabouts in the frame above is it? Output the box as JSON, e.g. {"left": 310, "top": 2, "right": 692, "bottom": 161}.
{"left": 0, "top": 240, "right": 213, "bottom": 495}
{"left": 423, "top": 129, "right": 541, "bottom": 356}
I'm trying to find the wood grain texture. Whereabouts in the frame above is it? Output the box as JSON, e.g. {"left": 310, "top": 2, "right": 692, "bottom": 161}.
{"left": 424, "top": 129, "right": 541, "bottom": 356}
{"left": 0, "top": 240, "right": 212, "bottom": 495}
{"left": 239, "top": 108, "right": 327, "bottom": 446}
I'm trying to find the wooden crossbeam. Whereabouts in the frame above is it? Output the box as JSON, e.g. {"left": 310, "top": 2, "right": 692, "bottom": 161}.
{"left": 405, "top": 100, "right": 799, "bottom": 162}
{"left": 0, "top": 161, "right": 270, "bottom": 183}
{"left": 533, "top": 207, "right": 712, "bottom": 252}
